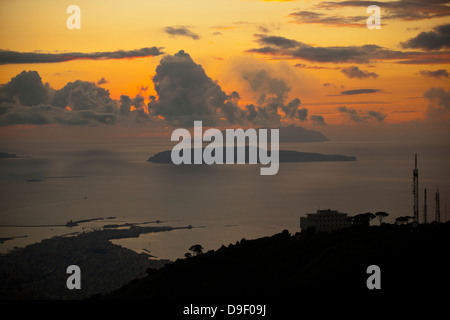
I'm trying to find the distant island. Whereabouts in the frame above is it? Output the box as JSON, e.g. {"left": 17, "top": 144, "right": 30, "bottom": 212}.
{"left": 0, "top": 152, "right": 17, "bottom": 158}
{"left": 0, "top": 152, "right": 30, "bottom": 159}
{"left": 147, "top": 146, "right": 356, "bottom": 164}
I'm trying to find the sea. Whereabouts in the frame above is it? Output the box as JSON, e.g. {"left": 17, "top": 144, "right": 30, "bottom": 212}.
{"left": 0, "top": 134, "right": 449, "bottom": 260}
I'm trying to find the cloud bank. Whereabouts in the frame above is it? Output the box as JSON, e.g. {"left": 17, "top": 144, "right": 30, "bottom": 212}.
{"left": 402, "top": 24, "right": 450, "bottom": 51}
{"left": 247, "top": 34, "right": 450, "bottom": 64}
{"left": 0, "top": 47, "right": 164, "bottom": 65}
{"left": 338, "top": 106, "right": 387, "bottom": 123}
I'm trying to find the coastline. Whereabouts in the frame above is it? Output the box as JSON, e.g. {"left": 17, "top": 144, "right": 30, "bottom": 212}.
{"left": 0, "top": 224, "right": 182, "bottom": 299}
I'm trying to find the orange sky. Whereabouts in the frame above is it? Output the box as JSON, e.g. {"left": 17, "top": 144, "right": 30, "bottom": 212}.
{"left": 0, "top": 0, "right": 449, "bottom": 127}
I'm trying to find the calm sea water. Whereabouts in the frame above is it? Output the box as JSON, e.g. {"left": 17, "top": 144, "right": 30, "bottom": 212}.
{"left": 0, "top": 136, "right": 449, "bottom": 260}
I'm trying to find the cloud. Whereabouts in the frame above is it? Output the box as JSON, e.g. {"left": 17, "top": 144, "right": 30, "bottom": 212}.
{"left": 340, "top": 89, "right": 381, "bottom": 95}
{"left": 0, "top": 52, "right": 319, "bottom": 127}
{"left": 338, "top": 106, "right": 387, "bottom": 123}
{"left": 338, "top": 106, "right": 363, "bottom": 122}
{"left": 0, "top": 70, "right": 50, "bottom": 106}
{"left": 367, "top": 110, "right": 387, "bottom": 122}
{"left": 297, "top": 107, "right": 308, "bottom": 122}
{"left": 323, "top": 83, "right": 333, "bottom": 88}
{"left": 289, "top": 10, "right": 366, "bottom": 27}
{"left": 0, "top": 103, "right": 117, "bottom": 126}
{"left": 402, "top": 24, "right": 450, "bottom": 50}
{"left": 148, "top": 50, "right": 242, "bottom": 127}
{"left": 309, "top": 115, "right": 325, "bottom": 125}
{"left": 164, "top": 26, "right": 200, "bottom": 40}
{"left": 419, "top": 69, "right": 449, "bottom": 79}
{"left": 97, "top": 78, "right": 108, "bottom": 85}
{"left": 424, "top": 87, "right": 450, "bottom": 120}
{"left": 249, "top": 35, "right": 394, "bottom": 63}
{"left": 118, "top": 94, "right": 149, "bottom": 122}
{"left": 242, "top": 69, "right": 290, "bottom": 102}
{"left": 248, "top": 34, "right": 450, "bottom": 64}
{"left": 51, "top": 80, "right": 116, "bottom": 113}
{"left": 0, "top": 71, "right": 128, "bottom": 126}
{"left": 239, "top": 67, "right": 315, "bottom": 125}
{"left": 281, "top": 98, "right": 304, "bottom": 119}
{"left": 0, "top": 47, "right": 164, "bottom": 65}
{"left": 286, "top": 1, "right": 450, "bottom": 30}
{"left": 254, "top": 35, "right": 300, "bottom": 49}
{"left": 317, "top": 1, "right": 450, "bottom": 21}
{"left": 341, "top": 66, "right": 378, "bottom": 79}
{"left": 295, "top": 64, "right": 338, "bottom": 70}
{"left": 424, "top": 87, "right": 450, "bottom": 110}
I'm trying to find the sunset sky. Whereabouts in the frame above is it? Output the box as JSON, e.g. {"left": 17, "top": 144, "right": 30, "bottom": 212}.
{"left": 0, "top": 0, "right": 449, "bottom": 133}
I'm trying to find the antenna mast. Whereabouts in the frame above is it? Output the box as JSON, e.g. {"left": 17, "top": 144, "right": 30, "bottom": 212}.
{"left": 435, "top": 186, "right": 441, "bottom": 223}
{"left": 423, "top": 188, "right": 427, "bottom": 224}
{"left": 413, "top": 154, "right": 419, "bottom": 223}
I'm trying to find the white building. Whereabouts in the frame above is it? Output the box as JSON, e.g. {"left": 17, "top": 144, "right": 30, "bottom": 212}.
{"left": 300, "top": 209, "right": 351, "bottom": 232}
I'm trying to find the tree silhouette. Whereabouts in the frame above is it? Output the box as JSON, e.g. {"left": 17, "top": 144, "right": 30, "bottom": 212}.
{"left": 352, "top": 212, "right": 376, "bottom": 226}
{"left": 395, "top": 216, "right": 412, "bottom": 225}
{"left": 189, "top": 244, "right": 203, "bottom": 256}
{"left": 375, "top": 211, "right": 389, "bottom": 225}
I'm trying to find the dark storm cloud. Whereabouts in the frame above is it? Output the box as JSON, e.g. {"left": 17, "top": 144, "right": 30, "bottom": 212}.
{"left": 341, "top": 89, "right": 381, "bottom": 95}
{"left": 1, "top": 51, "right": 316, "bottom": 127}
{"left": 164, "top": 27, "right": 200, "bottom": 40}
{"left": 52, "top": 80, "right": 116, "bottom": 113}
{"left": 148, "top": 50, "right": 243, "bottom": 127}
{"left": 0, "top": 71, "right": 122, "bottom": 126}
{"left": 341, "top": 66, "right": 378, "bottom": 79}
{"left": 0, "top": 47, "right": 164, "bottom": 65}
{"left": 248, "top": 34, "right": 450, "bottom": 64}
{"left": 0, "top": 70, "right": 50, "bottom": 106}
{"left": 402, "top": 24, "right": 450, "bottom": 50}
{"left": 419, "top": 69, "right": 449, "bottom": 78}
{"left": 338, "top": 106, "right": 387, "bottom": 122}
{"left": 148, "top": 51, "right": 314, "bottom": 127}
{"left": 317, "top": 1, "right": 450, "bottom": 21}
